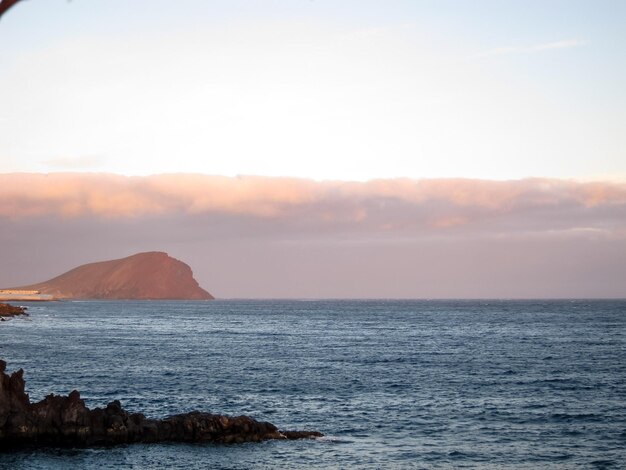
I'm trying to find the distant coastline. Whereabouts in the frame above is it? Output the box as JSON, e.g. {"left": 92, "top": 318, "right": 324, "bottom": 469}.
{"left": 0, "top": 290, "right": 54, "bottom": 301}
{"left": 0, "top": 252, "right": 212, "bottom": 301}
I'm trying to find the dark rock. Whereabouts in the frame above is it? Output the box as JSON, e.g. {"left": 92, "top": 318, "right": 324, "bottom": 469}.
{"left": 0, "top": 303, "right": 27, "bottom": 319}
{"left": 0, "top": 360, "right": 322, "bottom": 448}
{"left": 281, "top": 430, "right": 324, "bottom": 439}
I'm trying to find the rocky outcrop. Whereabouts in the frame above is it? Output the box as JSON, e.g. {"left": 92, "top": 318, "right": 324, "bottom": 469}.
{"left": 0, "top": 303, "right": 27, "bottom": 320}
{"left": 8, "top": 252, "right": 213, "bottom": 300}
{"left": 0, "top": 360, "right": 321, "bottom": 448}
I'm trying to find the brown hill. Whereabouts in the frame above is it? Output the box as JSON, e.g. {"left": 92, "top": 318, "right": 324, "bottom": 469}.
{"left": 13, "top": 252, "right": 213, "bottom": 300}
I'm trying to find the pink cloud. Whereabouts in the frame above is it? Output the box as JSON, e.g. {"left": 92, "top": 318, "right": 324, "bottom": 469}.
{"left": 1, "top": 173, "right": 626, "bottom": 298}
{"left": 1, "top": 173, "right": 625, "bottom": 237}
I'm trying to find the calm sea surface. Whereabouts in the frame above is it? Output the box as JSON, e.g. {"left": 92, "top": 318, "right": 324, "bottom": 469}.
{"left": 0, "top": 300, "right": 624, "bottom": 469}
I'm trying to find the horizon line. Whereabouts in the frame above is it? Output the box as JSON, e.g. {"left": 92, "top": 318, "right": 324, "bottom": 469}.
{"left": 48, "top": 297, "right": 626, "bottom": 302}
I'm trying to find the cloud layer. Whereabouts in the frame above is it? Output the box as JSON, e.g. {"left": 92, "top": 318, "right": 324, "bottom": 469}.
{"left": 1, "top": 173, "right": 625, "bottom": 237}
{"left": 2, "top": 173, "right": 625, "bottom": 298}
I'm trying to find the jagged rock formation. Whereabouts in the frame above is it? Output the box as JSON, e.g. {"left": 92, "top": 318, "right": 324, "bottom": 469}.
{"left": 0, "top": 303, "right": 27, "bottom": 320}
{"left": 8, "top": 252, "right": 213, "bottom": 300}
{"left": 0, "top": 360, "right": 322, "bottom": 448}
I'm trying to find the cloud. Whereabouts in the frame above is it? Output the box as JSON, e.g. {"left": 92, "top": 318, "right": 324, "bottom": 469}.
{"left": 1, "top": 173, "right": 625, "bottom": 239}
{"left": 532, "top": 39, "right": 587, "bottom": 51}
{"left": 1, "top": 173, "right": 625, "bottom": 298}
{"left": 40, "top": 155, "right": 105, "bottom": 170}
{"left": 470, "top": 39, "right": 587, "bottom": 59}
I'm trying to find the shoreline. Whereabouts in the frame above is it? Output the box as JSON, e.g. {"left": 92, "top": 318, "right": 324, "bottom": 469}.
{"left": 0, "top": 295, "right": 54, "bottom": 302}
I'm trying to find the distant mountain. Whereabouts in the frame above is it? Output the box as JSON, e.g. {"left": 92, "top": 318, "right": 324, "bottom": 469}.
{"left": 12, "top": 252, "right": 213, "bottom": 300}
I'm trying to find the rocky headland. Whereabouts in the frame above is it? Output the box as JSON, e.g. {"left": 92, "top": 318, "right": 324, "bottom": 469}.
{"left": 3, "top": 252, "right": 213, "bottom": 300}
{"left": 0, "top": 303, "right": 27, "bottom": 320}
{"left": 0, "top": 360, "right": 321, "bottom": 448}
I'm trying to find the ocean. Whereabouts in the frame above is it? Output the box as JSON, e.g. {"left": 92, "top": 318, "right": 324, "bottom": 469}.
{"left": 0, "top": 300, "right": 624, "bottom": 469}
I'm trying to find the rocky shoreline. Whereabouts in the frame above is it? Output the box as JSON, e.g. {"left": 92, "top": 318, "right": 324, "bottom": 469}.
{"left": 0, "top": 303, "right": 27, "bottom": 320}
{"left": 0, "top": 360, "right": 322, "bottom": 448}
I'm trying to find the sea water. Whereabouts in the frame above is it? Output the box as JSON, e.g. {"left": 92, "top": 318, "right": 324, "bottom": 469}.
{"left": 0, "top": 300, "right": 624, "bottom": 469}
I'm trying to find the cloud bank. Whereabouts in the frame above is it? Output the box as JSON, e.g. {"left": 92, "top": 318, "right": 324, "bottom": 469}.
{"left": 2, "top": 173, "right": 625, "bottom": 298}
{"left": 1, "top": 173, "right": 625, "bottom": 237}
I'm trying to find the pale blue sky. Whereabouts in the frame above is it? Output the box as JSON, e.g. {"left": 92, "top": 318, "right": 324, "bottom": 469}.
{"left": 1, "top": 0, "right": 625, "bottom": 180}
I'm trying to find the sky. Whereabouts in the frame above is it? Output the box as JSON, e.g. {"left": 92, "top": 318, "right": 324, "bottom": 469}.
{"left": 1, "top": 1, "right": 625, "bottom": 298}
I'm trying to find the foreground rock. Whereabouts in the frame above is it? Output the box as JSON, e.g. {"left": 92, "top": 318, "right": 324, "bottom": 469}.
{"left": 0, "top": 303, "right": 27, "bottom": 320}
{"left": 0, "top": 360, "right": 322, "bottom": 448}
